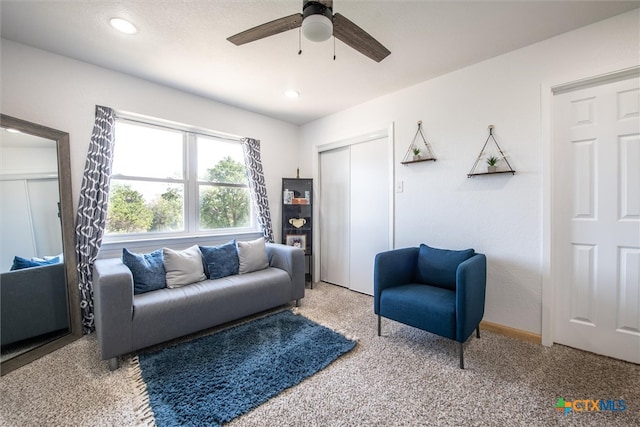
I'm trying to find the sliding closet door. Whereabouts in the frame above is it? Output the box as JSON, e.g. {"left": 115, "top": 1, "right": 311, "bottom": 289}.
{"left": 27, "top": 179, "right": 63, "bottom": 257}
{"left": 349, "top": 138, "right": 389, "bottom": 295}
{"left": 319, "top": 146, "right": 350, "bottom": 287}
{"left": 319, "top": 136, "right": 391, "bottom": 295}
{"left": 0, "top": 180, "right": 36, "bottom": 269}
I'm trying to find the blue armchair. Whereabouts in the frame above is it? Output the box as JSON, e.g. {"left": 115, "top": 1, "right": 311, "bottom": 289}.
{"left": 374, "top": 244, "right": 487, "bottom": 369}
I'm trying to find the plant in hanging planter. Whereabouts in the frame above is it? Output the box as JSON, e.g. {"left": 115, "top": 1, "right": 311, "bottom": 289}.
{"left": 412, "top": 147, "right": 421, "bottom": 160}
{"left": 486, "top": 155, "right": 499, "bottom": 173}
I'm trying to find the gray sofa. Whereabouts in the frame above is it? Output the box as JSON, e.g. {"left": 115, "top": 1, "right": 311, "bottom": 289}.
{"left": 93, "top": 243, "right": 304, "bottom": 370}
{"left": 1, "top": 262, "right": 69, "bottom": 347}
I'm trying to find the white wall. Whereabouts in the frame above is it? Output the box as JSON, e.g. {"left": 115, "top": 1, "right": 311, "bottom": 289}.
{"left": 300, "top": 10, "right": 640, "bottom": 334}
{"left": 1, "top": 39, "right": 300, "bottom": 244}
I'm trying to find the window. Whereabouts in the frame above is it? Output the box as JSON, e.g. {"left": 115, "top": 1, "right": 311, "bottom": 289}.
{"left": 105, "top": 118, "right": 254, "bottom": 239}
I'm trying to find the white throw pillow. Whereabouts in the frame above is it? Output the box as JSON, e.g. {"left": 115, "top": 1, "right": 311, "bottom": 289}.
{"left": 163, "top": 245, "right": 206, "bottom": 288}
{"left": 237, "top": 237, "right": 269, "bottom": 274}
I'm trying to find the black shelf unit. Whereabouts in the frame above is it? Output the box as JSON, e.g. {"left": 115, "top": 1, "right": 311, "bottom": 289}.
{"left": 282, "top": 178, "right": 313, "bottom": 287}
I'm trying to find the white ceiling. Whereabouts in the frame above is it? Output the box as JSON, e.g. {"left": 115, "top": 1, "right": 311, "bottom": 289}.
{"left": 1, "top": 1, "right": 638, "bottom": 125}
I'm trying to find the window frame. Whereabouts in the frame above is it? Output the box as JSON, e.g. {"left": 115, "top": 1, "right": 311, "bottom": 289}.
{"left": 102, "top": 115, "right": 258, "bottom": 245}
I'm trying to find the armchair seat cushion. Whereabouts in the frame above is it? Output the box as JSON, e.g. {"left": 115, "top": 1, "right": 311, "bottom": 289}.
{"left": 380, "top": 283, "right": 455, "bottom": 339}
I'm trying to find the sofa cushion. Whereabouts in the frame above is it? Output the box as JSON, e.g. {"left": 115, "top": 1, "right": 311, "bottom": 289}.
{"left": 199, "top": 240, "right": 239, "bottom": 280}
{"left": 237, "top": 237, "right": 269, "bottom": 274}
{"left": 31, "top": 253, "right": 64, "bottom": 262}
{"left": 163, "top": 245, "right": 206, "bottom": 288}
{"left": 415, "top": 244, "right": 475, "bottom": 290}
{"left": 10, "top": 255, "right": 60, "bottom": 271}
{"left": 122, "top": 248, "right": 166, "bottom": 294}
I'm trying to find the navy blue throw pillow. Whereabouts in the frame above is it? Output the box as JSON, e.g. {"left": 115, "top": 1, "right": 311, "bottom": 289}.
{"left": 199, "top": 240, "right": 239, "bottom": 280}
{"left": 10, "top": 255, "right": 60, "bottom": 271}
{"left": 122, "top": 248, "right": 166, "bottom": 294}
{"left": 415, "top": 244, "right": 475, "bottom": 290}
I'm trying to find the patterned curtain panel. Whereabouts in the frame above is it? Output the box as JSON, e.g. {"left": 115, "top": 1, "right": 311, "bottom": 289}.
{"left": 75, "top": 105, "right": 116, "bottom": 333}
{"left": 241, "top": 137, "right": 274, "bottom": 242}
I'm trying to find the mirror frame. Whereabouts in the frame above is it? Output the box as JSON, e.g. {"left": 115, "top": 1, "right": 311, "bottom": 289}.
{"left": 1, "top": 114, "right": 82, "bottom": 375}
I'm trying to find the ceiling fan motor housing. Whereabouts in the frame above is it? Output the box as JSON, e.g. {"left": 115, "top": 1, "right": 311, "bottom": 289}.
{"left": 303, "top": 1, "right": 332, "bottom": 20}
{"left": 302, "top": 1, "right": 333, "bottom": 42}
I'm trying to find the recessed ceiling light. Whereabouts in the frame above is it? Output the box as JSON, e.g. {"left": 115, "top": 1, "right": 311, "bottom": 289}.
{"left": 109, "top": 18, "right": 138, "bottom": 35}
{"left": 5, "top": 128, "right": 21, "bottom": 134}
{"left": 284, "top": 90, "right": 300, "bottom": 99}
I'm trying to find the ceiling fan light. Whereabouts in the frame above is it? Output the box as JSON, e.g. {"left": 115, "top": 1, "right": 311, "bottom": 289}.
{"left": 302, "top": 14, "right": 333, "bottom": 42}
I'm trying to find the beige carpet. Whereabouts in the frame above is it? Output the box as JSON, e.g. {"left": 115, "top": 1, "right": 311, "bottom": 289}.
{"left": 1, "top": 282, "right": 638, "bottom": 426}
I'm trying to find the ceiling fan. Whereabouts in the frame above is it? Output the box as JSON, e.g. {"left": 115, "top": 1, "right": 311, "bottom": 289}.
{"left": 227, "top": 0, "right": 391, "bottom": 62}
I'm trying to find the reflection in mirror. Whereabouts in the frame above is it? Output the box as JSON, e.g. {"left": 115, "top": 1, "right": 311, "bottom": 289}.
{"left": 0, "top": 130, "right": 68, "bottom": 360}
{"left": 0, "top": 131, "right": 62, "bottom": 271}
{"left": 0, "top": 115, "right": 81, "bottom": 375}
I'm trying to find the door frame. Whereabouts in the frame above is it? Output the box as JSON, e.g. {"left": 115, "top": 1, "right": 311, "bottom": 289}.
{"left": 541, "top": 63, "right": 640, "bottom": 347}
{"left": 313, "top": 123, "right": 395, "bottom": 283}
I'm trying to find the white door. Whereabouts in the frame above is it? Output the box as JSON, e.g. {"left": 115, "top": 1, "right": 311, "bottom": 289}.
{"left": 319, "top": 146, "right": 350, "bottom": 287}
{"left": 27, "top": 179, "right": 63, "bottom": 257}
{"left": 319, "top": 136, "right": 391, "bottom": 295}
{"left": 553, "top": 75, "right": 640, "bottom": 363}
{"left": 350, "top": 138, "right": 390, "bottom": 294}
{"left": 0, "top": 180, "right": 36, "bottom": 270}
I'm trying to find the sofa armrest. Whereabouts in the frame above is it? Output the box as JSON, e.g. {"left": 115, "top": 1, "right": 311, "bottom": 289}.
{"left": 455, "top": 253, "right": 487, "bottom": 342}
{"left": 266, "top": 243, "right": 305, "bottom": 300}
{"left": 93, "top": 258, "right": 134, "bottom": 360}
{"left": 1, "top": 263, "right": 68, "bottom": 346}
{"left": 374, "top": 247, "right": 419, "bottom": 314}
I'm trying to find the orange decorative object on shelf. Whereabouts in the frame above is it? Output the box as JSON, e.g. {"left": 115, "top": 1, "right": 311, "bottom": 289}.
{"left": 292, "top": 198, "right": 308, "bottom": 205}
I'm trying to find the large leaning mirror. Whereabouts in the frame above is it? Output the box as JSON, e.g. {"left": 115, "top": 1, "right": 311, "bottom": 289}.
{"left": 0, "top": 114, "right": 81, "bottom": 376}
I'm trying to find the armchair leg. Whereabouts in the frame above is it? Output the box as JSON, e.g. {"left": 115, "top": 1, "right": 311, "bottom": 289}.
{"left": 476, "top": 326, "right": 480, "bottom": 339}
{"left": 377, "top": 315, "right": 382, "bottom": 336}
{"left": 459, "top": 342, "right": 464, "bottom": 369}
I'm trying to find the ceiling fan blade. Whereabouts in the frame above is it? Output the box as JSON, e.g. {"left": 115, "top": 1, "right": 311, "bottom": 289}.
{"left": 227, "top": 13, "right": 303, "bottom": 46}
{"left": 332, "top": 13, "right": 390, "bottom": 62}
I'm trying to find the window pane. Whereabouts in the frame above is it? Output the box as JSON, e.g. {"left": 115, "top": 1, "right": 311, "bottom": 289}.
{"left": 113, "top": 122, "right": 183, "bottom": 179}
{"left": 199, "top": 185, "right": 251, "bottom": 230}
{"left": 106, "top": 180, "right": 184, "bottom": 234}
{"left": 197, "top": 136, "right": 247, "bottom": 184}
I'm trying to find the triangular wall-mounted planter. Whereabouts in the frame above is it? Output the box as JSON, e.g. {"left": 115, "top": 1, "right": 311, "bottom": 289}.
{"left": 467, "top": 125, "right": 516, "bottom": 177}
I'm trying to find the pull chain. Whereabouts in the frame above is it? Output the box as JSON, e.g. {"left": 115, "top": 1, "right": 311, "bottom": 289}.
{"left": 333, "top": 36, "right": 336, "bottom": 60}
{"left": 298, "top": 27, "right": 302, "bottom": 55}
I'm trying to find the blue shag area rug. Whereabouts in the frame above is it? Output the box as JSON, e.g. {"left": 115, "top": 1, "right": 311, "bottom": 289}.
{"left": 132, "top": 310, "right": 356, "bottom": 426}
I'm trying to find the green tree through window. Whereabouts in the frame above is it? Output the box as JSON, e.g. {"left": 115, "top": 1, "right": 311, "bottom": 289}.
{"left": 200, "top": 157, "right": 250, "bottom": 229}
{"left": 150, "top": 187, "right": 183, "bottom": 232}
{"left": 106, "top": 184, "right": 153, "bottom": 233}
